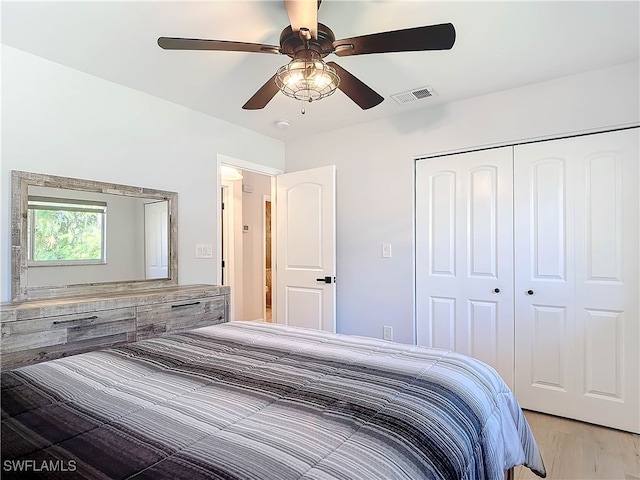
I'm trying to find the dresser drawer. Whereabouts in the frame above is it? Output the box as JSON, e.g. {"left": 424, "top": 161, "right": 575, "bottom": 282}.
{"left": 1, "top": 307, "right": 136, "bottom": 369}
{"left": 0, "top": 285, "right": 230, "bottom": 370}
{"left": 136, "top": 295, "right": 227, "bottom": 340}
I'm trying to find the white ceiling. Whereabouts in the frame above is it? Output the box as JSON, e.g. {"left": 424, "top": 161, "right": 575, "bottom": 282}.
{"left": 2, "top": 1, "right": 639, "bottom": 142}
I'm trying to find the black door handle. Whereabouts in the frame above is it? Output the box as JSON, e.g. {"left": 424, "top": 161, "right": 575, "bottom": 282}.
{"left": 316, "top": 276, "right": 332, "bottom": 284}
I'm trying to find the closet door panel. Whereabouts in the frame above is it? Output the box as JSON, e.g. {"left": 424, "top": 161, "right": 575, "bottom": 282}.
{"left": 529, "top": 304, "right": 570, "bottom": 392}
{"left": 468, "top": 167, "right": 498, "bottom": 278}
{"left": 580, "top": 153, "right": 625, "bottom": 402}
{"left": 583, "top": 309, "right": 624, "bottom": 400}
{"left": 573, "top": 130, "right": 638, "bottom": 432}
{"left": 585, "top": 155, "right": 622, "bottom": 281}
{"left": 431, "top": 171, "right": 457, "bottom": 276}
{"left": 531, "top": 159, "right": 569, "bottom": 281}
{"left": 467, "top": 299, "right": 499, "bottom": 367}
{"left": 416, "top": 147, "right": 514, "bottom": 387}
{"left": 416, "top": 166, "right": 460, "bottom": 349}
{"left": 464, "top": 164, "right": 507, "bottom": 371}
{"left": 515, "top": 142, "right": 576, "bottom": 414}
{"left": 430, "top": 296, "right": 456, "bottom": 350}
{"left": 515, "top": 128, "right": 639, "bottom": 433}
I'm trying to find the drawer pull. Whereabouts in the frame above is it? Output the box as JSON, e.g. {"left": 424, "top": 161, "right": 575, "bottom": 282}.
{"left": 53, "top": 315, "right": 98, "bottom": 325}
{"left": 171, "top": 301, "right": 201, "bottom": 309}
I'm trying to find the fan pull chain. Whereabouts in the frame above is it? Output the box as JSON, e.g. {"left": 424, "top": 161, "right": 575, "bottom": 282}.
{"left": 301, "top": 96, "right": 314, "bottom": 115}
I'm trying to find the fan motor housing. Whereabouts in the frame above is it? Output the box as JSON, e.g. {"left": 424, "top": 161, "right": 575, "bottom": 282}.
{"left": 279, "top": 23, "right": 336, "bottom": 58}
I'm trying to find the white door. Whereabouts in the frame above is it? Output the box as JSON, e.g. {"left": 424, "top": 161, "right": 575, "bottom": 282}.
{"left": 144, "top": 200, "right": 168, "bottom": 279}
{"left": 416, "top": 147, "right": 515, "bottom": 387}
{"left": 276, "top": 165, "right": 336, "bottom": 332}
{"left": 514, "top": 128, "right": 639, "bottom": 433}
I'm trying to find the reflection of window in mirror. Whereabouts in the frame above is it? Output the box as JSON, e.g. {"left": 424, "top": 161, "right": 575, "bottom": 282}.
{"left": 27, "top": 196, "right": 107, "bottom": 265}
{"left": 25, "top": 185, "right": 166, "bottom": 288}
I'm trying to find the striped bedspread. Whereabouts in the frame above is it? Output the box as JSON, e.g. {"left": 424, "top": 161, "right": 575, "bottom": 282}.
{"left": 2, "top": 321, "right": 546, "bottom": 480}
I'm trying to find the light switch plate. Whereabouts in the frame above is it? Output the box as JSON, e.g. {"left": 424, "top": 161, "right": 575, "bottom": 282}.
{"left": 195, "top": 244, "right": 213, "bottom": 258}
{"left": 382, "top": 243, "right": 392, "bottom": 258}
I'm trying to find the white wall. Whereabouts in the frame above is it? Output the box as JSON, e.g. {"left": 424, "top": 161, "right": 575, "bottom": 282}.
{"left": 284, "top": 60, "right": 640, "bottom": 344}
{"left": 0, "top": 45, "right": 285, "bottom": 302}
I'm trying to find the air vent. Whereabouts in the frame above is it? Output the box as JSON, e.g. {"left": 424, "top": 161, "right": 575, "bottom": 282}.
{"left": 391, "top": 86, "right": 437, "bottom": 105}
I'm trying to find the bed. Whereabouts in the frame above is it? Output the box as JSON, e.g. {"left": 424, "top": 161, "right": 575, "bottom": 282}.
{"left": 2, "top": 321, "right": 546, "bottom": 479}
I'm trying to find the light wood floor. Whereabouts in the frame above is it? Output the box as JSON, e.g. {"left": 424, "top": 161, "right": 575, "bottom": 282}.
{"left": 514, "top": 410, "right": 640, "bottom": 480}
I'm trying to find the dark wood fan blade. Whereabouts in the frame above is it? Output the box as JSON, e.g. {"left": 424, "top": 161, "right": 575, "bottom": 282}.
{"left": 158, "top": 37, "right": 280, "bottom": 54}
{"left": 242, "top": 74, "right": 280, "bottom": 110}
{"left": 283, "top": 0, "right": 318, "bottom": 39}
{"left": 327, "top": 62, "right": 383, "bottom": 110}
{"left": 333, "top": 23, "right": 455, "bottom": 56}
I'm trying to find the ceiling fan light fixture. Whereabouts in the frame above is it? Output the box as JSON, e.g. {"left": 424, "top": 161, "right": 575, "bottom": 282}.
{"left": 275, "top": 51, "right": 339, "bottom": 102}
{"left": 159, "top": 2, "right": 455, "bottom": 111}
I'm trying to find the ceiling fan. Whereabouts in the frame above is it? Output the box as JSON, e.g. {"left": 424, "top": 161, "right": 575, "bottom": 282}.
{"left": 158, "top": 0, "right": 455, "bottom": 110}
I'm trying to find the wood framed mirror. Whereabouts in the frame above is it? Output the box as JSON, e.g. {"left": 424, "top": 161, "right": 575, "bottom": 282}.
{"left": 11, "top": 170, "right": 178, "bottom": 301}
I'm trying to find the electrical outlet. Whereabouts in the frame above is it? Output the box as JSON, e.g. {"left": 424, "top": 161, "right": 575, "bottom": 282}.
{"left": 383, "top": 326, "right": 393, "bottom": 341}
{"left": 382, "top": 243, "right": 392, "bottom": 258}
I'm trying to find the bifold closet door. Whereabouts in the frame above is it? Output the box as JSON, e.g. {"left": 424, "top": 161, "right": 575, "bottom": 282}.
{"left": 416, "top": 147, "right": 514, "bottom": 387}
{"left": 514, "top": 128, "right": 639, "bottom": 433}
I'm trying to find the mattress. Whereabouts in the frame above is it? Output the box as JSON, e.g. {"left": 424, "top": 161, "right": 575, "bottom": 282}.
{"left": 1, "top": 321, "right": 546, "bottom": 479}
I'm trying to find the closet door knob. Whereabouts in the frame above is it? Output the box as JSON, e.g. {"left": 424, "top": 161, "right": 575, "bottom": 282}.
{"left": 493, "top": 288, "right": 500, "bottom": 293}
{"left": 526, "top": 289, "right": 534, "bottom": 296}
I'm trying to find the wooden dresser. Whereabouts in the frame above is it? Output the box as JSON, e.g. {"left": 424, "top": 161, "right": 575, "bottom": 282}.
{"left": 0, "top": 284, "right": 230, "bottom": 370}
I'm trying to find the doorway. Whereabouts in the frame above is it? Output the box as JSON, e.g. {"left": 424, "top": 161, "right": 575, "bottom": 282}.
{"left": 217, "top": 155, "right": 281, "bottom": 322}
{"left": 216, "top": 155, "right": 336, "bottom": 332}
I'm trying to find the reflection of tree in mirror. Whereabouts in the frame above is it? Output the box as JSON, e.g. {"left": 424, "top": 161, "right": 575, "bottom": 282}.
{"left": 30, "top": 209, "right": 103, "bottom": 262}
{"left": 27, "top": 195, "right": 107, "bottom": 264}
